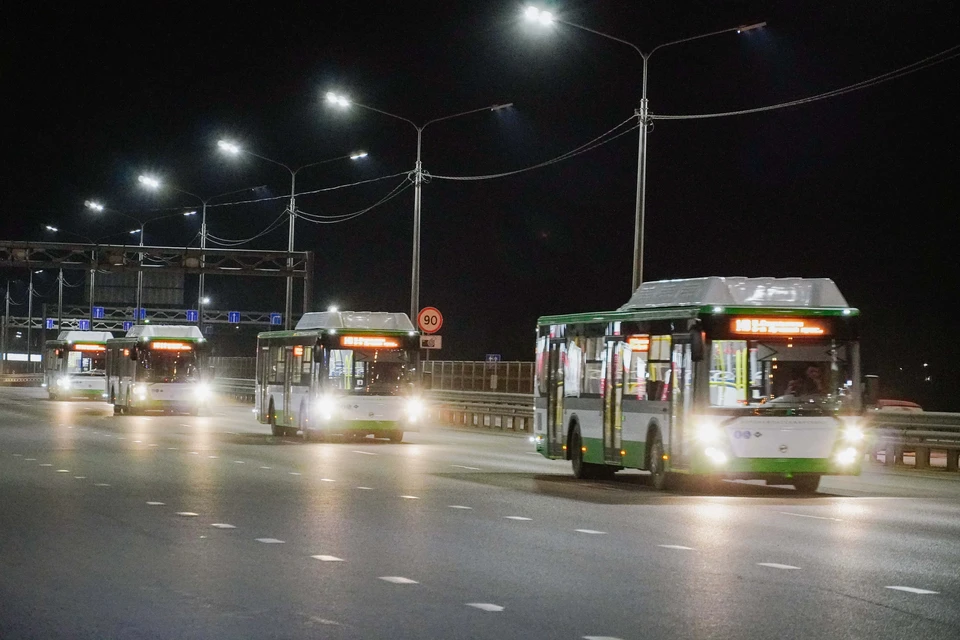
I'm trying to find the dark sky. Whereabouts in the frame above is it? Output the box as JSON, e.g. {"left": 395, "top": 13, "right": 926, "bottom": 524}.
{"left": 3, "top": 1, "right": 958, "bottom": 407}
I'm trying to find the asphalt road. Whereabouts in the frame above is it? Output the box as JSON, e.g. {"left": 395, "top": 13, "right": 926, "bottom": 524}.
{"left": 1, "top": 387, "right": 957, "bottom": 640}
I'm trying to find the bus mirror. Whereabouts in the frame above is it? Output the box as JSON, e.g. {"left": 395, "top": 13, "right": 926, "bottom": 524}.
{"left": 313, "top": 340, "right": 324, "bottom": 363}
{"left": 690, "top": 326, "right": 705, "bottom": 362}
{"left": 56, "top": 348, "right": 65, "bottom": 359}
{"left": 129, "top": 347, "right": 139, "bottom": 361}
{"left": 863, "top": 375, "right": 879, "bottom": 407}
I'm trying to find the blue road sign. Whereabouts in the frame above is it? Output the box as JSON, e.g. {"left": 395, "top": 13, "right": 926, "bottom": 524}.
{"left": 78, "top": 319, "right": 91, "bottom": 331}
{"left": 137, "top": 308, "right": 147, "bottom": 320}
{"left": 270, "top": 313, "right": 282, "bottom": 326}
{"left": 123, "top": 321, "right": 133, "bottom": 331}
{"left": 485, "top": 354, "right": 501, "bottom": 362}
{"left": 186, "top": 310, "right": 199, "bottom": 323}
{"left": 92, "top": 306, "right": 105, "bottom": 319}
{"left": 46, "top": 318, "right": 55, "bottom": 330}
{"left": 228, "top": 311, "right": 241, "bottom": 324}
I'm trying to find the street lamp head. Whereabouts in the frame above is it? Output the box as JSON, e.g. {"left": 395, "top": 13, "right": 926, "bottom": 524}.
{"left": 349, "top": 151, "right": 368, "bottom": 160}
{"left": 327, "top": 305, "right": 338, "bottom": 312}
{"left": 138, "top": 175, "right": 161, "bottom": 189}
{"left": 201, "top": 296, "right": 211, "bottom": 305}
{"left": 737, "top": 22, "right": 767, "bottom": 33}
{"left": 490, "top": 103, "right": 514, "bottom": 112}
{"left": 44, "top": 225, "right": 59, "bottom": 232}
{"left": 524, "top": 6, "right": 554, "bottom": 25}
{"left": 84, "top": 200, "right": 105, "bottom": 212}
{"left": 218, "top": 140, "right": 241, "bottom": 155}
{"left": 325, "top": 91, "right": 350, "bottom": 108}
{"left": 129, "top": 229, "right": 141, "bottom": 235}
{"left": 183, "top": 210, "right": 197, "bottom": 217}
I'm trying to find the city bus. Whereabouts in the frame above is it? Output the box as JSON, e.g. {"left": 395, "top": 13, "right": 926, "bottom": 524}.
{"left": 255, "top": 311, "right": 423, "bottom": 442}
{"left": 534, "top": 277, "right": 866, "bottom": 493}
{"left": 105, "top": 325, "right": 210, "bottom": 415}
{"left": 43, "top": 330, "right": 114, "bottom": 400}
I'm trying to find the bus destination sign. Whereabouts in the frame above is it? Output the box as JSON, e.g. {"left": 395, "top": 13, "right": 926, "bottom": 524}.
{"left": 731, "top": 318, "right": 826, "bottom": 336}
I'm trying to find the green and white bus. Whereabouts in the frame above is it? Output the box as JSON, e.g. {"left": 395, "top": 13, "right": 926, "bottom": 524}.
{"left": 43, "top": 330, "right": 114, "bottom": 400}
{"left": 534, "top": 277, "right": 866, "bottom": 493}
{"left": 255, "top": 311, "right": 423, "bottom": 442}
{"left": 105, "top": 325, "right": 211, "bottom": 415}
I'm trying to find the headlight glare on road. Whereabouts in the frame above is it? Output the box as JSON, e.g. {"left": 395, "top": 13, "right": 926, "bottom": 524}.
{"left": 835, "top": 447, "right": 859, "bottom": 465}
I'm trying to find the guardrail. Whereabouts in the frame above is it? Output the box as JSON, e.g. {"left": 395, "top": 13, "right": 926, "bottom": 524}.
{"left": 866, "top": 411, "right": 960, "bottom": 472}
{"left": 0, "top": 373, "right": 43, "bottom": 387}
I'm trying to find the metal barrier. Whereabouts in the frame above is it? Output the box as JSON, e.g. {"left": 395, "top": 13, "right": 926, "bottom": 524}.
{"left": 866, "top": 411, "right": 960, "bottom": 472}
{"left": 422, "top": 361, "right": 534, "bottom": 394}
{"left": 0, "top": 373, "right": 43, "bottom": 387}
{"left": 428, "top": 389, "right": 533, "bottom": 433}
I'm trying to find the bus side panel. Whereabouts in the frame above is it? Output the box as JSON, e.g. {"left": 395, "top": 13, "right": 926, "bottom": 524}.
{"left": 622, "top": 399, "right": 670, "bottom": 470}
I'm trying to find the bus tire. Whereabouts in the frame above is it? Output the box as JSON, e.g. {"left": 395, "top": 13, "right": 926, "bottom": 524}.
{"left": 268, "top": 401, "right": 284, "bottom": 437}
{"left": 388, "top": 430, "right": 403, "bottom": 443}
{"left": 792, "top": 475, "right": 821, "bottom": 494}
{"left": 126, "top": 392, "right": 139, "bottom": 416}
{"left": 570, "top": 427, "right": 599, "bottom": 480}
{"left": 647, "top": 430, "right": 668, "bottom": 490}
{"left": 113, "top": 402, "right": 122, "bottom": 415}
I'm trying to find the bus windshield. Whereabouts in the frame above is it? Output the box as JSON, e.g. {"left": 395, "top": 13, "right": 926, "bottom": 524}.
{"left": 138, "top": 349, "right": 199, "bottom": 383}
{"left": 709, "top": 338, "right": 858, "bottom": 411}
{"left": 326, "top": 348, "right": 415, "bottom": 396}
{"left": 67, "top": 350, "right": 106, "bottom": 375}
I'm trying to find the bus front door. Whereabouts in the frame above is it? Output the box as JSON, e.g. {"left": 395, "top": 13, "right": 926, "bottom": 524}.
{"left": 545, "top": 341, "right": 565, "bottom": 458}
{"left": 603, "top": 340, "right": 624, "bottom": 465}
{"left": 669, "top": 340, "right": 695, "bottom": 469}
{"left": 257, "top": 345, "right": 270, "bottom": 420}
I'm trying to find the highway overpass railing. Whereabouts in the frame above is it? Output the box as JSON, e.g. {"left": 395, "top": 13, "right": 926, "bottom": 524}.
{"left": 866, "top": 411, "right": 960, "bottom": 472}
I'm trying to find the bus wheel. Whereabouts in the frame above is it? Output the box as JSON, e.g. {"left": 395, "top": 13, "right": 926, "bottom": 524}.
{"left": 126, "top": 393, "right": 139, "bottom": 416}
{"left": 113, "top": 402, "right": 122, "bottom": 415}
{"left": 647, "top": 431, "right": 668, "bottom": 490}
{"left": 388, "top": 430, "right": 403, "bottom": 443}
{"left": 571, "top": 428, "right": 596, "bottom": 479}
{"left": 268, "top": 402, "right": 284, "bottom": 437}
{"left": 792, "top": 475, "right": 821, "bottom": 494}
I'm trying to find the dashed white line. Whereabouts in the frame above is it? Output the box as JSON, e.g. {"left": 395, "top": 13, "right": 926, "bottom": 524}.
{"left": 39, "top": 463, "right": 52, "bottom": 467}
{"left": 189, "top": 452, "right": 200, "bottom": 455}
{"left": 465, "top": 603, "right": 504, "bottom": 612}
{"left": 93, "top": 483, "right": 111, "bottom": 487}
{"left": 211, "top": 523, "right": 236, "bottom": 529}
{"left": 320, "top": 478, "right": 336, "bottom": 482}
{"left": 757, "top": 563, "right": 800, "bottom": 570}
{"left": 504, "top": 516, "right": 532, "bottom": 521}
{"left": 290, "top": 472, "right": 301, "bottom": 476}
{"left": 234, "top": 460, "right": 245, "bottom": 464}
{"left": 451, "top": 465, "right": 481, "bottom": 470}
{"left": 311, "top": 555, "right": 344, "bottom": 562}
{"left": 74, "top": 476, "right": 86, "bottom": 479}
{"left": 176, "top": 512, "right": 199, "bottom": 517}
{"left": 356, "top": 486, "right": 374, "bottom": 490}
{"left": 379, "top": 576, "right": 418, "bottom": 584}
{"left": 208, "top": 455, "right": 218, "bottom": 459}
{"left": 167, "top": 447, "right": 178, "bottom": 450}
{"left": 56, "top": 469, "right": 70, "bottom": 473}
{"left": 449, "top": 505, "right": 473, "bottom": 510}
{"left": 400, "top": 495, "right": 420, "bottom": 500}
{"left": 256, "top": 538, "right": 285, "bottom": 544}
{"left": 259, "top": 466, "right": 272, "bottom": 470}
{"left": 12, "top": 454, "right": 22, "bottom": 457}
{"left": 658, "top": 545, "right": 695, "bottom": 551}
{"left": 146, "top": 501, "right": 166, "bottom": 506}
{"left": 885, "top": 586, "right": 939, "bottom": 595}
{"left": 583, "top": 636, "right": 625, "bottom": 640}
{"left": 778, "top": 511, "right": 843, "bottom": 522}
{"left": 352, "top": 451, "right": 377, "bottom": 456}
{"left": 25, "top": 458, "right": 36, "bottom": 461}
{"left": 575, "top": 529, "right": 607, "bottom": 535}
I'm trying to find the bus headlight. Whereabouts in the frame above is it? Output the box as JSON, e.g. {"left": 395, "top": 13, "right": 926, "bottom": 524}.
{"left": 697, "top": 421, "right": 723, "bottom": 443}
{"left": 315, "top": 395, "right": 336, "bottom": 421}
{"left": 57, "top": 377, "right": 71, "bottom": 389}
{"left": 194, "top": 383, "right": 211, "bottom": 400}
{"left": 704, "top": 447, "right": 728, "bottom": 465}
{"left": 835, "top": 447, "right": 859, "bottom": 465}
{"left": 134, "top": 385, "right": 148, "bottom": 400}
{"left": 842, "top": 426, "right": 865, "bottom": 443}
{"left": 405, "top": 397, "right": 424, "bottom": 421}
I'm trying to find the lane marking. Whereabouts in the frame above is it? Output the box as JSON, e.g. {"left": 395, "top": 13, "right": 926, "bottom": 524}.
{"left": 885, "top": 586, "right": 939, "bottom": 595}
{"left": 25, "top": 458, "right": 36, "bottom": 461}
{"left": 256, "top": 538, "right": 285, "bottom": 544}
{"left": 12, "top": 454, "right": 22, "bottom": 456}
{"left": 39, "top": 463, "right": 52, "bottom": 467}
{"left": 189, "top": 452, "right": 200, "bottom": 455}
{"left": 466, "top": 603, "right": 504, "bottom": 612}
{"left": 56, "top": 469, "right": 70, "bottom": 473}
{"left": 379, "top": 576, "right": 418, "bottom": 584}
{"left": 146, "top": 501, "right": 165, "bottom": 506}
{"left": 289, "top": 472, "right": 301, "bottom": 476}
{"left": 525, "top": 452, "right": 541, "bottom": 455}
{"left": 320, "top": 478, "right": 336, "bottom": 482}
{"left": 259, "top": 466, "right": 272, "bottom": 470}
{"left": 134, "top": 440, "right": 142, "bottom": 443}
{"left": 449, "top": 505, "right": 473, "bottom": 510}
{"left": 584, "top": 636, "right": 625, "bottom": 640}
{"left": 74, "top": 476, "right": 86, "bottom": 479}
{"left": 311, "top": 555, "right": 344, "bottom": 562}
{"left": 400, "top": 495, "right": 420, "bottom": 500}
{"left": 176, "top": 512, "right": 199, "bottom": 517}
{"left": 451, "top": 465, "right": 481, "bottom": 470}
{"left": 208, "top": 456, "right": 218, "bottom": 459}
{"left": 94, "top": 483, "right": 111, "bottom": 487}
{"left": 167, "top": 447, "right": 178, "bottom": 450}
{"left": 778, "top": 511, "right": 843, "bottom": 522}
{"left": 658, "top": 545, "right": 695, "bottom": 551}
{"left": 757, "top": 563, "right": 800, "bottom": 570}
{"left": 504, "top": 516, "right": 532, "bottom": 521}
{"left": 149, "top": 444, "right": 158, "bottom": 447}
{"left": 575, "top": 529, "right": 607, "bottom": 535}
{"left": 234, "top": 461, "right": 245, "bottom": 464}
{"left": 356, "top": 486, "right": 374, "bottom": 490}
{"left": 211, "top": 523, "right": 236, "bottom": 529}
{"left": 352, "top": 450, "right": 377, "bottom": 456}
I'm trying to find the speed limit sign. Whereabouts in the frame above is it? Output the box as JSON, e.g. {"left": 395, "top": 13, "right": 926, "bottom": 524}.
{"left": 417, "top": 307, "right": 443, "bottom": 334}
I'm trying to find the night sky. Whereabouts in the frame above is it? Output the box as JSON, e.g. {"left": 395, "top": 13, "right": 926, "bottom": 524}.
{"left": 3, "top": 1, "right": 958, "bottom": 408}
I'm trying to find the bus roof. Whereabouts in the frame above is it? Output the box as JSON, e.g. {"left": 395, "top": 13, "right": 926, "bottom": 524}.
{"left": 539, "top": 277, "right": 858, "bottom": 325}
{"left": 52, "top": 330, "right": 114, "bottom": 344}
{"left": 121, "top": 325, "right": 205, "bottom": 340}
{"left": 295, "top": 311, "right": 415, "bottom": 332}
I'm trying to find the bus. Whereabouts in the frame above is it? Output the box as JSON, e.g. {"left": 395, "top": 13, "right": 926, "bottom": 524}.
{"left": 534, "top": 276, "right": 866, "bottom": 493}
{"left": 43, "top": 330, "right": 114, "bottom": 400}
{"left": 105, "top": 325, "right": 210, "bottom": 415}
{"left": 255, "top": 311, "right": 423, "bottom": 442}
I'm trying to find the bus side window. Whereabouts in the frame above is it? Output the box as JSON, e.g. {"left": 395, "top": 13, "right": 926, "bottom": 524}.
{"left": 269, "top": 346, "right": 285, "bottom": 384}
{"left": 646, "top": 335, "right": 672, "bottom": 400}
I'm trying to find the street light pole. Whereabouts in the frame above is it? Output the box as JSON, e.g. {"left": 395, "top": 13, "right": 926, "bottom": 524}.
{"left": 1, "top": 281, "right": 10, "bottom": 375}
{"left": 525, "top": 8, "right": 765, "bottom": 290}
{"left": 217, "top": 141, "right": 366, "bottom": 330}
{"left": 325, "top": 93, "right": 511, "bottom": 319}
{"left": 26, "top": 271, "right": 34, "bottom": 369}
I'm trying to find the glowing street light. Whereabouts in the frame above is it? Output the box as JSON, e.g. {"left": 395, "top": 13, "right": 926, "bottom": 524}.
{"left": 217, "top": 138, "right": 368, "bottom": 329}
{"left": 137, "top": 175, "right": 161, "bottom": 190}
{"left": 325, "top": 91, "right": 512, "bottom": 320}
{"left": 525, "top": 6, "right": 765, "bottom": 291}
